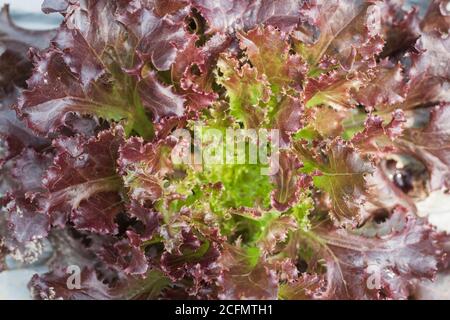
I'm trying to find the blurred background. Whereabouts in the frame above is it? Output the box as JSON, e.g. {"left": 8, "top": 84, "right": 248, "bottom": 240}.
{"left": 0, "top": 0, "right": 431, "bottom": 30}
{"left": 0, "top": 0, "right": 59, "bottom": 300}
{"left": 0, "top": 0, "right": 62, "bottom": 29}
{"left": 0, "top": 0, "right": 447, "bottom": 300}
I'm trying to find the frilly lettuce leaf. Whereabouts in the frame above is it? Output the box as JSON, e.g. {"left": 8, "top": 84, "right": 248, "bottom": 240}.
{"left": 293, "top": 207, "right": 447, "bottom": 299}
{"left": 39, "top": 126, "right": 125, "bottom": 233}
{"left": 192, "top": 0, "right": 304, "bottom": 33}
{"left": 1, "top": 0, "right": 449, "bottom": 301}
{"left": 18, "top": 0, "right": 190, "bottom": 138}
{"left": 217, "top": 244, "right": 278, "bottom": 299}
{"left": 295, "top": 138, "right": 374, "bottom": 226}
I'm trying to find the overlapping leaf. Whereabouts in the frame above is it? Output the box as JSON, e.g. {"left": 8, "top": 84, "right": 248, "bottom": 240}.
{"left": 398, "top": 104, "right": 450, "bottom": 191}
{"left": 1, "top": 0, "right": 449, "bottom": 301}
{"left": 294, "top": 138, "right": 374, "bottom": 225}
{"left": 295, "top": 0, "right": 382, "bottom": 69}
{"left": 217, "top": 244, "right": 278, "bottom": 299}
{"left": 271, "top": 150, "right": 311, "bottom": 212}
{"left": 40, "top": 127, "right": 124, "bottom": 233}
{"left": 119, "top": 136, "right": 175, "bottom": 205}
{"left": 18, "top": 0, "right": 190, "bottom": 138}
{"left": 297, "top": 207, "right": 447, "bottom": 299}
{"left": 192, "top": 0, "right": 304, "bottom": 33}
{"left": 216, "top": 55, "right": 270, "bottom": 128}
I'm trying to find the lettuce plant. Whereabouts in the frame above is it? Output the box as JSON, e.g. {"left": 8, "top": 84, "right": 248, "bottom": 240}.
{"left": 0, "top": 0, "right": 449, "bottom": 300}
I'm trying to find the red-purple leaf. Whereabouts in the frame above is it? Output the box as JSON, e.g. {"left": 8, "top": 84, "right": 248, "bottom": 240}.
{"left": 420, "top": 0, "right": 450, "bottom": 36}
{"left": 296, "top": 0, "right": 382, "bottom": 69}
{"left": 351, "top": 109, "right": 406, "bottom": 154}
{"left": 217, "top": 244, "right": 278, "bottom": 300}
{"left": 18, "top": 0, "right": 192, "bottom": 138}
{"left": 40, "top": 127, "right": 124, "bottom": 233}
{"left": 271, "top": 150, "right": 311, "bottom": 212}
{"left": 192, "top": 0, "right": 303, "bottom": 33}
{"left": 128, "top": 201, "right": 161, "bottom": 241}
{"left": 295, "top": 138, "right": 374, "bottom": 226}
{"left": 238, "top": 25, "right": 307, "bottom": 91}
{"left": 399, "top": 104, "right": 450, "bottom": 191}
{"left": 98, "top": 231, "right": 148, "bottom": 275}
{"left": 119, "top": 136, "right": 175, "bottom": 205}
{"left": 355, "top": 60, "right": 408, "bottom": 111}
{"left": 308, "top": 207, "right": 447, "bottom": 299}
{"left": 29, "top": 267, "right": 113, "bottom": 300}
